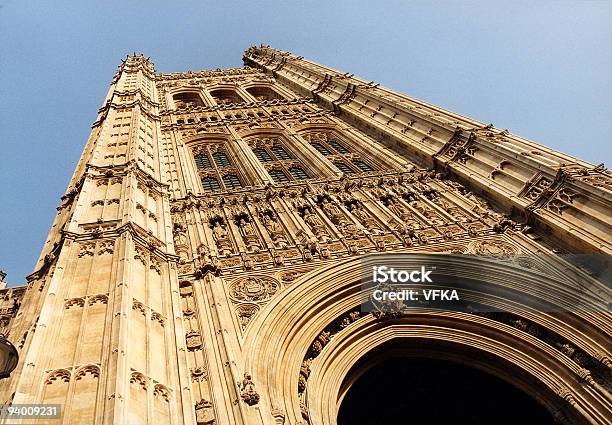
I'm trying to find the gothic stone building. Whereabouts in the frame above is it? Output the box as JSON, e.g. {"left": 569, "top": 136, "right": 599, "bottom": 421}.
{"left": 0, "top": 46, "right": 610, "bottom": 425}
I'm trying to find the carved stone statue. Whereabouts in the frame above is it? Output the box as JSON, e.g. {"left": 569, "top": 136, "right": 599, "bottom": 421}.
{"left": 261, "top": 213, "right": 288, "bottom": 248}
{"left": 235, "top": 215, "right": 261, "bottom": 252}
{"left": 348, "top": 203, "right": 382, "bottom": 234}
{"left": 238, "top": 373, "right": 260, "bottom": 406}
{"left": 211, "top": 220, "right": 233, "bottom": 256}
{"left": 302, "top": 205, "right": 330, "bottom": 242}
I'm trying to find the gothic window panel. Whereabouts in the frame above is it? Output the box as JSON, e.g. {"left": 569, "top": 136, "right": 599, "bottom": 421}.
{"left": 328, "top": 140, "right": 350, "bottom": 154}
{"left": 202, "top": 177, "right": 221, "bottom": 192}
{"left": 335, "top": 161, "right": 355, "bottom": 175}
{"left": 302, "top": 131, "right": 381, "bottom": 175}
{"left": 193, "top": 141, "right": 249, "bottom": 194}
{"left": 212, "top": 151, "right": 232, "bottom": 168}
{"left": 289, "top": 167, "right": 309, "bottom": 180}
{"left": 271, "top": 146, "right": 292, "bottom": 160}
{"left": 249, "top": 136, "right": 313, "bottom": 183}
{"left": 253, "top": 148, "right": 273, "bottom": 162}
{"left": 269, "top": 169, "right": 290, "bottom": 183}
{"left": 312, "top": 143, "right": 332, "bottom": 156}
{"left": 222, "top": 174, "right": 242, "bottom": 189}
{"left": 194, "top": 154, "right": 212, "bottom": 170}
{"left": 353, "top": 160, "right": 374, "bottom": 172}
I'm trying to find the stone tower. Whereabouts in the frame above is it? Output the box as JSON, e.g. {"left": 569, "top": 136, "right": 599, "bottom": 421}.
{"left": 0, "top": 46, "right": 609, "bottom": 425}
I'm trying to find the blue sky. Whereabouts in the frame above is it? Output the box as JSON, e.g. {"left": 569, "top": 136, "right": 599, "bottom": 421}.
{"left": 1, "top": 1, "right": 611, "bottom": 285}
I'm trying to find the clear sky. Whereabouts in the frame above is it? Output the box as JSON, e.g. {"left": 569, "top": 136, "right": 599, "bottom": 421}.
{"left": 1, "top": 1, "right": 611, "bottom": 286}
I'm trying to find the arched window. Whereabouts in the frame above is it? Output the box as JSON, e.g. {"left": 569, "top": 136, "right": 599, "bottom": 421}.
{"left": 304, "top": 132, "right": 378, "bottom": 175}
{"left": 268, "top": 169, "right": 290, "bottom": 183}
{"left": 271, "top": 146, "right": 292, "bottom": 160}
{"left": 249, "top": 137, "right": 313, "bottom": 183}
{"left": 212, "top": 151, "right": 231, "bottom": 168}
{"left": 194, "top": 154, "right": 212, "bottom": 170}
{"left": 210, "top": 89, "right": 245, "bottom": 105}
{"left": 335, "top": 162, "right": 355, "bottom": 175}
{"left": 312, "top": 143, "right": 332, "bottom": 156}
{"left": 201, "top": 177, "right": 221, "bottom": 192}
{"left": 289, "top": 167, "right": 309, "bottom": 180}
{"left": 222, "top": 174, "right": 242, "bottom": 189}
{"left": 194, "top": 143, "right": 247, "bottom": 193}
{"left": 246, "top": 86, "right": 284, "bottom": 101}
{"left": 253, "top": 148, "right": 272, "bottom": 162}
{"left": 173, "top": 92, "right": 204, "bottom": 108}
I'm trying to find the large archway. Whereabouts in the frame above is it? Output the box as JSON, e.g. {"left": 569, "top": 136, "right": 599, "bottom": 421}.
{"left": 337, "top": 343, "right": 556, "bottom": 425}
{"left": 241, "top": 254, "right": 610, "bottom": 425}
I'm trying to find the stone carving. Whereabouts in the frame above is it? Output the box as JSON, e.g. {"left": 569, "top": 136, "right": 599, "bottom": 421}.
{"left": 229, "top": 276, "right": 279, "bottom": 302}
{"left": 186, "top": 330, "right": 202, "bottom": 351}
{"left": 130, "top": 372, "right": 148, "bottom": 390}
{"left": 209, "top": 216, "right": 233, "bottom": 256}
{"left": 78, "top": 242, "right": 96, "bottom": 258}
{"left": 191, "top": 367, "right": 208, "bottom": 382}
{"left": 97, "top": 240, "right": 115, "bottom": 255}
{"left": 258, "top": 208, "right": 289, "bottom": 248}
{"left": 466, "top": 240, "right": 519, "bottom": 255}
{"left": 195, "top": 244, "right": 221, "bottom": 277}
{"left": 524, "top": 176, "right": 552, "bottom": 201}
{"left": 320, "top": 197, "right": 356, "bottom": 234}
{"left": 153, "top": 384, "right": 170, "bottom": 402}
{"left": 75, "top": 365, "right": 100, "bottom": 380}
{"left": 173, "top": 222, "right": 189, "bottom": 246}
{"left": 279, "top": 270, "right": 303, "bottom": 283}
{"left": 235, "top": 303, "right": 260, "bottom": 330}
{"left": 233, "top": 209, "right": 261, "bottom": 252}
{"left": 238, "top": 373, "right": 260, "bottom": 406}
{"left": 45, "top": 369, "right": 71, "bottom": 385}
{"left": 298, "top": 203, "right": 330, "bottom": 242}
{"left": 298, "top": 358, "right": 312, "bottom": 392}
{"left": 299, "top": 309, "right": 362, "bottom": 395}
{"left": 271, "top": 407, "right": 286, "bottom": 425}
{"left": 345, "top": 200, "right": 382, "bottom": 234}
{"left": 194, "top": 399, "right": 216, "bottom": 424}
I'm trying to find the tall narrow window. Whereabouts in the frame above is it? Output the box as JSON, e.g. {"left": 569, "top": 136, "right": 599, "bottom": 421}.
{"left": 253, "top": 148, "right": 272, "bottom": 162}
{"left": 335, "top": 162, "right": 354, "bottom": 175}
{"left": 304, "top": 131, "right": 378, "bottom": 175}
{"left": 222, "top": 174, "right": 242, "bottom": 189}
{"left": 353, "top": 160, "right": 374, "bottom": 172}
{"left": 289, "top": 167, "right": 309, "bottom": 180}
{"left": 212, "top": 151, "right": 231, "bottom": 168}
{"left": 194, "top": 143, "right": 247, "bottom": 193}
{"left": 328, "top": 140, "right": 350, "bottom": 154}
{"left": 194, "top": 154, "right": 212, "bottom": 170}
{"left": 312, "top": 143, "right": 332, "bottom": 156}
{"left": 271, "top": 146, "right": 291, "bottom": 160}
{"left": 249, "top": 136, "right": 312, "bottom": 183}
{"left": 269, "top": 169, "right": 290, "bottom": 183}
{"left": 201, "top": 177, "right": 221, "bottom": 192}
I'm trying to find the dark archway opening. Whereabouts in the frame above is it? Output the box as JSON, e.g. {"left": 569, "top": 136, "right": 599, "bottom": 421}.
{"left": 338, "top": 357, "right": 556, "bottom": 425}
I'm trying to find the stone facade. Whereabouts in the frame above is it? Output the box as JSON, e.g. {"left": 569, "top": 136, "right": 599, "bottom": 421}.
{"left": 0, "top": 46, "right": 610, "bottom": 424}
